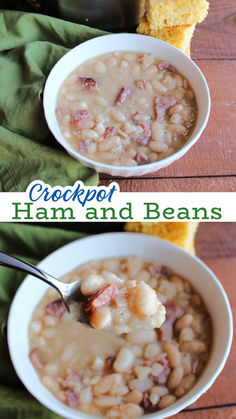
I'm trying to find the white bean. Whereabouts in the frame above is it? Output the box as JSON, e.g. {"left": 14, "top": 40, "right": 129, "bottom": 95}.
{"left": 164, "top": 343, "right": 181, "bottom": 368}
{"left": 111, "top": 110, "right": 126, "bottom": 123}
{"left": 30, "top": 320, "right": 42, "bottom": 335}
{"left": 129, "top": 377, "right": 153, "bottom": 392}
{"left": 151, "top": 122, "right": 164, "bottom": 142}
{"left": 95, "top": 62, "right": 107, "bottom": 74}
{"left": 94, "top": 374, "right": 123, "bottom": 395}
{"left": 44, "top": 362, "right": 58, "bottom": 376}
{"left": 94, "top": 395, "right": 121, "bottom": 407}
{"left": 159, "top": 394, "right": 176, "bottom": 409}
{"left": 134, "top": 365, "right": 151, "bottom": 380}
{"left": 113, "top": 348, "right": 135, "bottom": 373}
{"left": 180, "top": 340, "right": 207, "bottom": 354}
{"left": 91, "top": 307, "right": 112, "bottom": 330}
{"left": 124, "top": 390, "right": 143, "bottom": 404}
{"left": 78, "top": 387, "right": 92, "bottom": 405}
{"left": 126, "top": 330, "right": 157, "bottom": 345}
{"left": 149, "top": 141, "right": 168, "bottom": 153}
{"left": 82, "top": 129, "right": 99, "bottom": 140}
{"left": 119, "top": 403, "right": 143, "bottom": 419}
{"left": 91, "top": 356, "right": 105, "bottom": 371}
{"left": 152, "top": 80, "right": 167, "bottom": 93}
{"left": 81, "top": 274, "right": 105, "bottom": 296}
{"left": 133, "top": 281, "right": 158, "bottom": 317}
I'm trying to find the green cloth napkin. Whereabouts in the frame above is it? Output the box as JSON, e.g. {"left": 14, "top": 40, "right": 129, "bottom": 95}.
{"left": 0, "top": 222, "right": 90, "bottom": 418}
{"left": 0, "top": 10, "right": 108, "bottom": 191}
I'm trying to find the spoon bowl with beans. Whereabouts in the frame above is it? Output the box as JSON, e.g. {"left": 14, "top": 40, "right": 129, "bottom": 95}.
{"left": 0, "top": 251, "right": 166, "bottom": 333}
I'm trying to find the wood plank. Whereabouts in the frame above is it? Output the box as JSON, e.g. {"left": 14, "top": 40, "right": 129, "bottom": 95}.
{"left": 172, "top": 405, "right": 236, "bottom": 419}
{"left": 196, "top": 222, "right": 236, "bottom": 259}
{"left": 101, "top": 60, "right": 236, "bottom": 182}
{"left": 192, "top": 0, "right": 236, "bottom": 60}
{"left": 101, "top": 176, "right": 236, "bottom": 192}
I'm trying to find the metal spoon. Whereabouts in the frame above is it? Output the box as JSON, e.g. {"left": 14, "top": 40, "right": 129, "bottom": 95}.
{"left": 0, "top": 251, "right": 89, "bottom": 325}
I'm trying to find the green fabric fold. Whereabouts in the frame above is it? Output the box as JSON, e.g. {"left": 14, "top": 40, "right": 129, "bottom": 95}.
{"left": 0, "top": 223, "right": 89, "bottom": 418}
{"left": 0, "top": 10, "right": 108, "bottom": 191}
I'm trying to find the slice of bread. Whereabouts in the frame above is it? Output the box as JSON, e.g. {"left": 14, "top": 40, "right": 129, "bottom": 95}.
{"left": 137, "top": 17, "right": 195, "bottom": 54}
{"left": 184, "top": 42, "right": 191, "bottom": 57}
{"left": 146, "top": 0, "right": 209, "bottom": 30}
{"left": 125, "top": 222, "right": 199, "bottom": 254}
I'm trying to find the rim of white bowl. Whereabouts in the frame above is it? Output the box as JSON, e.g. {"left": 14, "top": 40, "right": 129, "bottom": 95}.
{"left": 43, "top": 33, "right": 211, "bottom": 174}
{"left": 7, "top": 233, "right": 232, "bottom": 419}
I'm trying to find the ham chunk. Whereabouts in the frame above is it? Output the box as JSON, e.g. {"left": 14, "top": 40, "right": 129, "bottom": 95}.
{"left": 148, "top": 263, "right": 162, "bottom": 276}
{"left": 29, "top": 348, "right": 44, "bottom": 370}
{"left": 78, "top": 77, "right": 98, "bottom": 91}
{"left": 130, "top": 123, "right": 151, "bottom": 146}
{"left": 158, "top": 62, "right": 176, "bottom": 73}
{"left": 85, "top": 283, "right": 119, "bottom": 313}
{"left": 156, "top": 356, "right": 170, "bottom": 384}
{"left": 154, "top": 95, "right": 176, "bottom": 121}
{"left": 104, "top": 127, "right": 115, "bottom": 138}
{"left": 65, "top": 388, "right": 78, "bottom": 407}
{"left": 135, "top": 152, "right": 150, "bottom": 165}
{"left": 135, "top": 79, "right": 146, "bottom": 90}
{"left": 70, "top": 110, "right": 91, "bottom": 127}
{"left": 115, "top": 86, "right": 133, "bottom": 107}
{"left": 79, "top": 140, "right": 87, "bottom": 152}
{"left": 104, "top": 356, "right": 116, "bottom": 371}
{"left": 141, "top": 392, "right": 158, "bottom": 413}
{"left": 45, "top": 299, "right": 66, "bottom": 319}
{"left": 157, "top": 367, "right": 171, "bottom": 384}
{"left": 159, "top": 303, "right": 183, "bottom": 341}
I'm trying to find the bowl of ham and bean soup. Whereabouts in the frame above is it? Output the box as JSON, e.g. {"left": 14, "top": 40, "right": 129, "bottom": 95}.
{"left": 43, "top": 34, "right": 210, "bottom": 176}
{"left": 8, "top": 233, "right": 232, "bottom": 419}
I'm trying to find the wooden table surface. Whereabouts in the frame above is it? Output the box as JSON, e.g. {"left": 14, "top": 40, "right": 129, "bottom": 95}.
{"left": 101, "top": 0, "right": 236, "bottom": 191}
{"left": 170, "top": 222, "right": 236, "bottom": 418}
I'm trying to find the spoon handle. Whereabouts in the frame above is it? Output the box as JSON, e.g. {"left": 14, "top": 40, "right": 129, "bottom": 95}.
{"left": 0, "top": 251, "right": 68, "bottom": 300}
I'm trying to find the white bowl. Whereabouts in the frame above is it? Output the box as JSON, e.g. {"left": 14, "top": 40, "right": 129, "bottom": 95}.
{"left": 43, "top": 33, "right": 211, "bottom": 177}
{"left": 8, "top": 233, "right": 232, "bottom": 419}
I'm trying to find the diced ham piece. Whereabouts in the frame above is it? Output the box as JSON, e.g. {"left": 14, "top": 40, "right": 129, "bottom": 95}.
{"left": 85, "top": 283, "right": 119, "bottom": 313}
{"left": 158, "top": 62, "right": 176, "bottom": 72}
{"left": 159, "top": 303, "right": 184, "bottom": 341}
{"left": 160, "top": 266, "right": 173, "bottom": 277}
{"left": 29, "top": 348, "right": 44, "bottom": 370}
{"left": 140, "top": 392, "right": 158, "bottom": 413}
{"left": 58, "top": 368, "right": 80, "bottom": 389}
{"left": 70, "top": 110, "right": 91, "bottom": 127}
{"left": 159, "top": 356, "right": 169, "bottom": 369}
{"left": 155, "top": 356, "right": 171, "bottom": 384}
{"left": 154, "top": 95, "right": 176, "bottom": 121}
{"left": 130, "top": 123, "right": 151, "bottom": 146}
{"left": 157, "top": 367, "right": 171, "bottom": 384}
{"left": 65, "top": 389, "right": 78, "bottom": 407}
{"left": 45, "top": 299, "right": 66, "bottom": 319}
{"left": 148, "top": 263, "right": 162, "bottom": 276}
{"left": 78, "top": 77, "right": 98, "bottom": 91}
{"left": 104, "top": 356, "right": 116, "bottom": 371}
{"left": 104, "top": 126, "right": 115, "bottom": 138}
{"left": 135, "top": 152, "right": 150, "bottom": 165}
{"left": 132, "top": 111, "right": 143, "bottom": 123}
{"left": 55, "top": 107, "right": 63, "bottom": 120}
{"left": 79, "top": 140, "right": 87, "bottom": 152}
{"left": 115, "top": 86, "right": 133, "bottom": 107}
{"left": 66, "top": 368, "right": 80, "bottom": 382}
{"left": 135, "top": 79, "right": 146, "bottom": 90}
